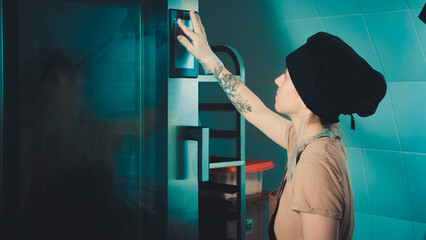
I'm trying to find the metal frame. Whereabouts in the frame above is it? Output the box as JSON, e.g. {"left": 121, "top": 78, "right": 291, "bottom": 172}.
{"left": 198, "top": 44, "right": 247, "bottom": 240}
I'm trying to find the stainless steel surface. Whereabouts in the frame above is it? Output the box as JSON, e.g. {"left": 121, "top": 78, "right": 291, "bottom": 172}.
{"left": 167, "top": 77, "right": 199, "bottom": 239}
{"left": 210, "top": 160, "right": 245, "bottom": 169}
{"left": 167, "top": 1, "right": 200, "bottom": 239}
{"left": 187, "top": 126, "right": 210, "bottom": 182}
{"left": 169, "top": 9, "right": 198, "bottom": 78}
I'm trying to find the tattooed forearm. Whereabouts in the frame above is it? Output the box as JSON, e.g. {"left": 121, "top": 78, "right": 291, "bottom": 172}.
{"left": 213, "top": 66, "right": 252, "bottom": 113}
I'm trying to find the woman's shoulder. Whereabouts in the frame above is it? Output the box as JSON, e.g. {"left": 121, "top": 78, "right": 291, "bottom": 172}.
{"left": 304, "top": 135, "right": 346, "bottom": 160}
{"left": 301, "top": 137, "right": 348, "bottom": 180}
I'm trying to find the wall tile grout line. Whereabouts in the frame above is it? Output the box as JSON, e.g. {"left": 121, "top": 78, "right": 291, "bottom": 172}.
{"left": 354, "top": 210, "right": 424, "bottom": 223}
{"left": 406, "top": 7, "right": 426, "bottom": 63}
{"left": 309, "top": 0, "right": 327, "bottom": 31}
{"left": 386, "top": 1, "right": 422, "bottom": 227}
{"left": 347, "top": 146, "right": 426, "bottom": 156}
{"left": 348, "top": 4, "right": 377, "bottom": 234}
{"left": 284, "top": 8, "right": 416, "bottom": 23}
{"left": 353, "top": 7, "right": 413, "bottom": 230}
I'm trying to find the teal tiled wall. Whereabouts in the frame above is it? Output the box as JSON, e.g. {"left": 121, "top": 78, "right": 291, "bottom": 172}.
{"left": 201, "top": 0, "right": 426, "bottom": 239}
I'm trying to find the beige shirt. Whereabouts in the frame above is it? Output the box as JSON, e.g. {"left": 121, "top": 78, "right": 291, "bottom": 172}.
{"left": 273, "top": 123, "right": 354, "bottom": 239}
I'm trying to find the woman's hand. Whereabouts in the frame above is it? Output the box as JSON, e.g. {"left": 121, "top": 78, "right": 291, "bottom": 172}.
{"left": 177, "top": 9, "right": 213, "bottom": 63}
{"left": 177, "top": 9, "right": 223, "bottom": 74}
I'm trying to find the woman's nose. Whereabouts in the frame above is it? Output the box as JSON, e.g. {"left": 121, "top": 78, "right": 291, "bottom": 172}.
{"left": 275, "top": 77, "right": 280, "bottom": 86}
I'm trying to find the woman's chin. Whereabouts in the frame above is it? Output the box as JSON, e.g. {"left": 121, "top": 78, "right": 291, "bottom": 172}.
{"left": 274, "top": 104, "right": 281, "bottom": 113}
{"left": 275, "top": 105, "right": 287, "bottom": 115}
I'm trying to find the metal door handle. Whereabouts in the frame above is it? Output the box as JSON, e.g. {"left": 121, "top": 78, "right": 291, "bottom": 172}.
{"left": 182, "top": 126, "right": 209, "bottom": 182}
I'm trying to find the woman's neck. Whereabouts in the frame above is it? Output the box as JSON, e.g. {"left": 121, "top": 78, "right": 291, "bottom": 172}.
{"left": 291, "top": 116, "right": 326, "bottom": 146}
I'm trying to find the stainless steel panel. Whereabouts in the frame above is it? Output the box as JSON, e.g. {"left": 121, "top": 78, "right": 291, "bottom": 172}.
{"left": 167, "top": 78, "right": 199, "bottom": 239}
{"left": 167, "top": 2, "right": 200, "bottom": 240}
{"left": 169, "top": 9, "right": 198, "bottom": 78}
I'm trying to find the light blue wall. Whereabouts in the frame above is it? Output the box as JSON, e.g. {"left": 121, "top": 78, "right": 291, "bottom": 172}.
{"left": 200, "top": 0, "right": 426, "bottom": 239}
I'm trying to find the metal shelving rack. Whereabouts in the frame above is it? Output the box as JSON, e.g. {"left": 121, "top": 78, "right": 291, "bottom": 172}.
{"left": 198, "top": 45, "right": 247, "bottom": 240}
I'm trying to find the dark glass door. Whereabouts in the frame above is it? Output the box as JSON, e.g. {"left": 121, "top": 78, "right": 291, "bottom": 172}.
{"left": 1, "top": 0, "right": 169, "bottom": 239}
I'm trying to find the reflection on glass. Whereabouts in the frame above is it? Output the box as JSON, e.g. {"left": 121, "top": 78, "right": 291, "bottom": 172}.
{"left": 16, "top": 0, "right": 165, "bottom": 239}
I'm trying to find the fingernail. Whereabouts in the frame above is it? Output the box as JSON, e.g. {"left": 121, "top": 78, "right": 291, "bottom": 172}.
{"left": 177, "top": 35, "right": 182, "bottom": 41}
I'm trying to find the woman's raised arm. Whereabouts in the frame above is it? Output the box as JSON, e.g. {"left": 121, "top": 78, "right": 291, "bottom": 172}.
{"left": 177, "top": 9, "right": 292, "bottom": 150}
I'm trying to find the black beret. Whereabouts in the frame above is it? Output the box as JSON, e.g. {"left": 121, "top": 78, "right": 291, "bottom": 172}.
{"left": 285, "top": 31, "right": 387, "bottom": 130}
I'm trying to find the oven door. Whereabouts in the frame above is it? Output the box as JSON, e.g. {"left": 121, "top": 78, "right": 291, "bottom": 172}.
{"left": 1, "top": 0, "right": 177, "bottom": 239}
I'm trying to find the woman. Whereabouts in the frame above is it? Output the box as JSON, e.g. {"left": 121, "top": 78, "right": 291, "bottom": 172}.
{"left": 177, "top": 10, "right": 386, "bottom": 240}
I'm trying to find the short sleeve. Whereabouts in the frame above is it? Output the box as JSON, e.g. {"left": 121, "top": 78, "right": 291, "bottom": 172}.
{"left": 290, "top": 158, "right": 343, "bottom": 220}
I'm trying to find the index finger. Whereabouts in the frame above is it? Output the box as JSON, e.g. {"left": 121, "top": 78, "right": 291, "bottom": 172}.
{"left": 177, "top": 18, "right": 195, "bottom": 40}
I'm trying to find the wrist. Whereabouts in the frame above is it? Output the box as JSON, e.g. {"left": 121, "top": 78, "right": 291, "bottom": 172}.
{"left": 200, "top": 54, "right": 224, "bottom": 74}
